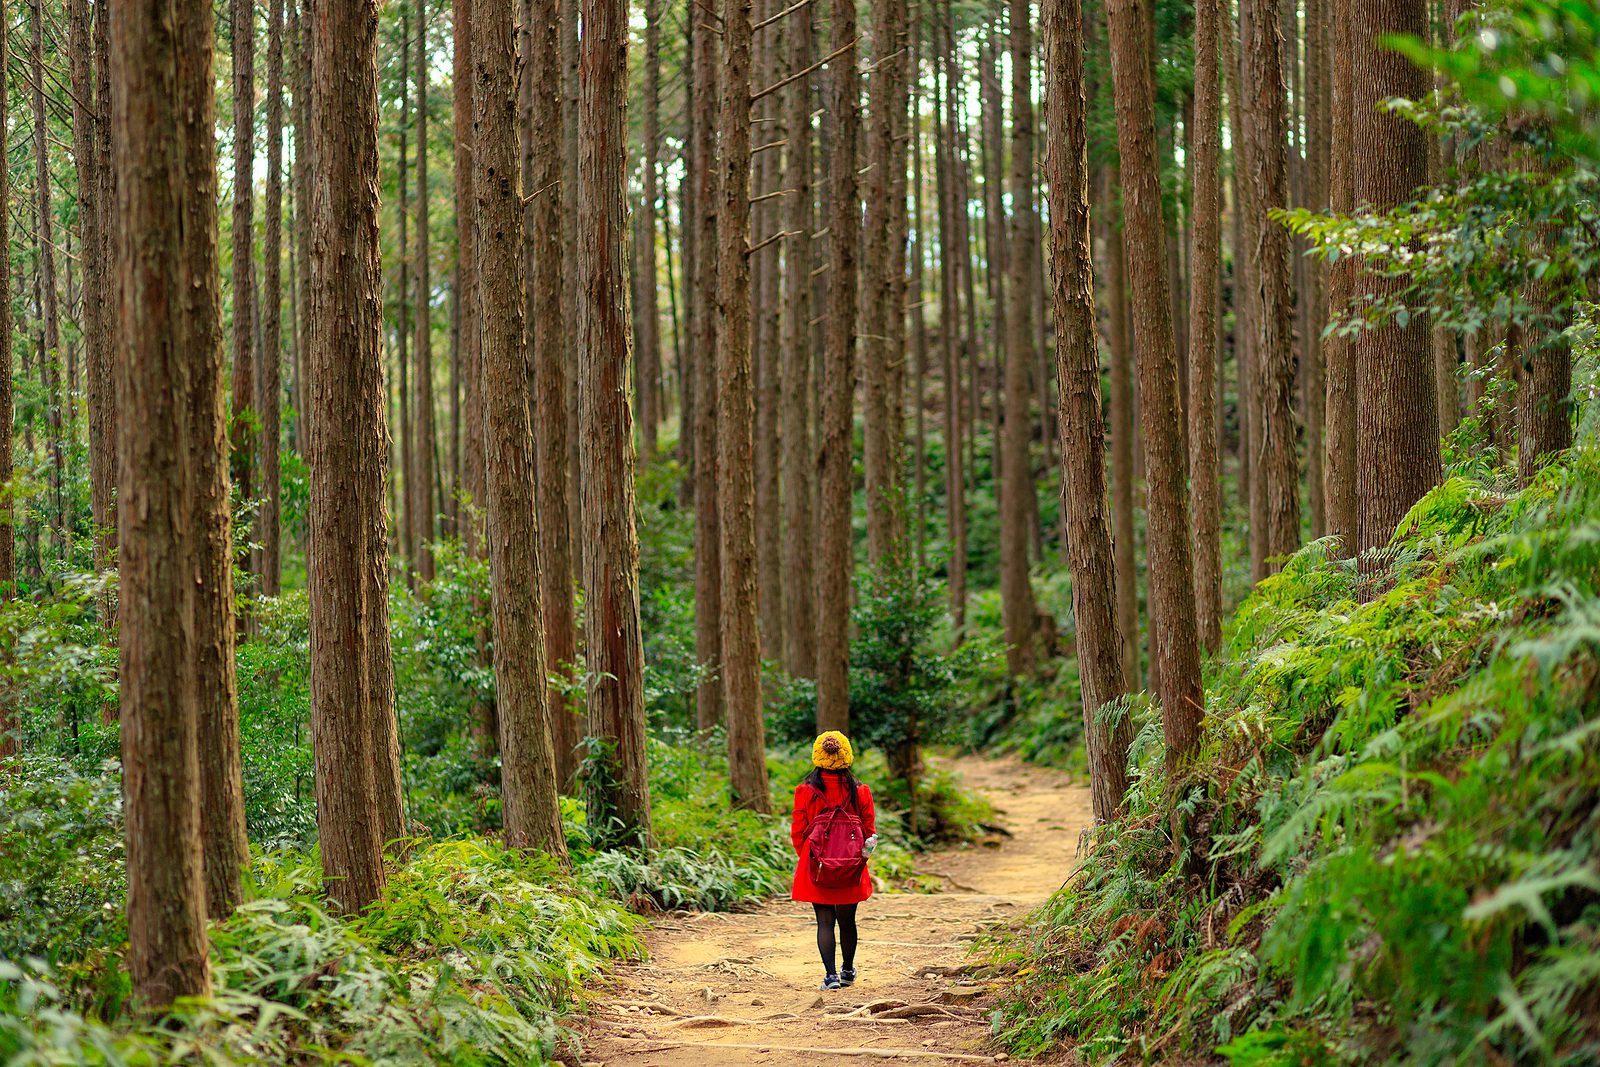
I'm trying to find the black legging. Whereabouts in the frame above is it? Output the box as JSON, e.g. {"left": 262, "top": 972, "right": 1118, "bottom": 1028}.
{"left": 812, "top": 903, "right": 858, "bottom": 975}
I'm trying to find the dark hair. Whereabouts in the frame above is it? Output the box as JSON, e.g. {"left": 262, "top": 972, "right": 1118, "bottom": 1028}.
{"left": 802, "top": 767, "right": 863, "bottom": 814}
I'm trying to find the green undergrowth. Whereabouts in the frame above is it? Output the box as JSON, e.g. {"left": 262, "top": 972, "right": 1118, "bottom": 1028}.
{"left": 990, "top": 447, "right": 1600, "bottom": 1065}
{"left": 2, "top": 839, "right": 644, "bottom": 1065}
{"left": 0, "top": 730, "right": 982, "bottom": 1065}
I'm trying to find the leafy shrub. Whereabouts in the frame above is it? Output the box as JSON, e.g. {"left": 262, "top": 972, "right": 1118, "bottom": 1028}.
{"left": 0, "top": 755, "right": 126, "bottom": 1002}
{"left": 769, "top": 561, "right": 998, "bottom": 838}
{"left": 989, "top": 448, "right": 1600, "bottom": 1064}
{"left": 0, "top": 842, "right": 645, "bottom": 1066}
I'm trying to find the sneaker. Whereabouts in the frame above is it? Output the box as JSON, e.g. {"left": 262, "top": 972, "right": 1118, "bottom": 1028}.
{"left": 839, "top": 967, "right": 857, "bottom": 987}
{"left": 819, "top": 973, "right": 842, "bottom": 991}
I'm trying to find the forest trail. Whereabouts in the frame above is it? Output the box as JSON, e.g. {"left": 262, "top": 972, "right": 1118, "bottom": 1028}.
{"left": 578, "top": 756, "right": 1091, "bottom": 1065}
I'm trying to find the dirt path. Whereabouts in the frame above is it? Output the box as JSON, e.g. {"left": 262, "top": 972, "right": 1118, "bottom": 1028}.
{"left": 577, "top": 755, "right": 1092, "bottom": 1065}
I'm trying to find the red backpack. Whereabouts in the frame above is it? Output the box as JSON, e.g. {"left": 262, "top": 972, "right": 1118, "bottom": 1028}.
{"left": 804, "top": 788, "right": 868, "bottom": 888}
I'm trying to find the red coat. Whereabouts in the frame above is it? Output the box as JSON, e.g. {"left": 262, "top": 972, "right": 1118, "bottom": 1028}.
{"left": 790, "top": 776, "right": 876, "bottom": 905}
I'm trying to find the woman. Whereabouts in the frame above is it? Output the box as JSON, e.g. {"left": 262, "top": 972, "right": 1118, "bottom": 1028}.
{"left": 791, "top": 731, "right": 878, "bottom": 990}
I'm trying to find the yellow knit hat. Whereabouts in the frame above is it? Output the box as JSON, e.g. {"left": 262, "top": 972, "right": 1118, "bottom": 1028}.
{"left": 811, "top": 731, "right": 854, "bottom": 770}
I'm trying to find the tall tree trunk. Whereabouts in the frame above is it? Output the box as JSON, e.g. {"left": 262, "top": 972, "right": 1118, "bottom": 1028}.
{"left": 30, "top": 0, "right": 64, "bottom": 560}
{"left": 1190, "top": 0, "right": 1222, "bottom": 653}
{"left": 455, "top": 0, "right": 495, "bottom": 760}
{"left": 680, "top": 19, "right": 698, "bottom": 502}
{"left": 578, "top": 0, "right": 654, "bottom": 844}
{"left": 0, "top": 12, "right": 11, "bottom": 739}
{"left": 887, "top": 22, "right": 912, "bottom": 512}
{"left": 781, "top": 0, "right": 818, "bottom": 678}
{"left": 817, "top": 0, "right": 861, "bottom": 731}
{"left": 187, "top": 26, "right": 249, "bottom": 920}
{"left": 936, "top": 0, "right": 967, "bottom": 633}
{"left": 718, "top": 0, "right": 773, "bottom": 812}
{"left": 640, "top": 0, "right": 663, "bottom": 462}
{"left": 111, "top": 0, "right": 222, "bottom": 1003}
{"left": 1240, "top": 0, "right": 1302, "bottom": 573}
{"left": 70, "top": 0, "right": 115, "bottom": 598}
{"left": 260, "top": 0, "right": 285, "bottom": 595}
{"left": 1323, "top": 0, "right": 1356, "bottom": 551}
{"left": 309, "top": 0, "right": 405, "bottom": 914}
{"left": 291, "top": 0, "right": 311, "bottom": 453}
{"left": 397, "top": 10, "right": 415, "bottom": 575}
{"left": 528, "top": 0, "right": 580, "bottom": 788}
{"left": 474, "top": 0, "right": 569, "bottom": 856}
{"left": 1043, "top": 0, "right": 1131, "bottom": 820}
{"left": 692, "top": 0, "right": 723, "bottom": 731}
{"left": 413, "top": 5, "right": 437, "bottom": 583}
{"left": 1001, "top": 0, "right": 1041, "bottom": 675}
{"left": 0, "top": 19, "right": 13, "bottom": 759}
{"left": 1101, "top": 167, "right": 1139, "bottom": 686}
{"left": 862, "top": 0, "right": 902, "bottom": 567}
{"left": 231, "top": 0, "right": 257, "bottom": 575}
{"left": 1106, "top": 0, "right": 1205, "bottom": 770}
{"left": 753, "top": 0, "right": 785, "bottom": 661}
{"left": 1352, "top": 0, "right": 1439, "bottom": 555}
{"left": 1303, "top": 0, "right": 1327, "bottom": 537}
{"left": 909, "top": 42, "right": 930, "bottom": 571}
{"left": 979, "top": 18, "right": 1007, "bottom": 499}
{"left": 562, "top": 0, "right": 583, "bottom": 556}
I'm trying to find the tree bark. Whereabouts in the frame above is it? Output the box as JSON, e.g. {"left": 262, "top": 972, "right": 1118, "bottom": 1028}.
{"left": 413, "top": 4, "right": 437, "bottom": 583}
{"left": 1106, "top": 0, "right": 1205, "bottom": 771}
{"left": 231, "top": 0, "right": 257, "bottom": 575}
{"left": 1043, "top": 0, "right": 1131, "bottom": 820}
{"left": 862, "top": 0, "right": 904, "bottom": 567}
{"left": 1001, "top": 0, "right": 1041, "bottom": 675}
{"left": 260, "top": 0, "right": 285, "bottom": 595}
{"left": 291, "top": 0, "right": 311, "bottom": 453}
{"left": 979, "top": 17, "right": 1007, "bottom": 499}
{"left": 397, "top": 10, "right": 415, "bottom": 575}
{"left": 563, "top": 0, "right": 584, "bottom": 558}
{"left": 110, "top": 0, "right": 220, "bottom": 1003}
{"left": 454, "top": 0, "right": 481, "bottom": 531}
{"left": 71, "top": 0, "right": 116, "bottom": 598}
{"left": 1101, "top": 167, "right": 1139, "bottom": 686}
{"left": 753, "top": 0, "right": 785, "bottom": 657}
{"left": 1189, "top": 0, "right": 1222, "bottom": 653}
{"left": 1240, "top": 0, "right": 1302, "bottom": 574}
{"left": 718, "top": 0, "right": 775, "bottom": 812}
{"left": 815, "top": 0, "right": 860, "bottom": 732}
{"left": 1323, "top": 0, "right": 1356, "bottom": 552}
{"left": 640, "top": 0, "right": 663, "bottom": 462}
{"left": 909, "top": 39, "right": 930, "bottom": 572}
{"left": 474, "top": 0, "right": 568, "bottom": 857}
{"left": 30, "top": 0, "right": 64, "bottom": 560}
{"left": 527, "top": 0, "right": 581, "bottom": 789}
{"left": 1352, "top": 0, "right": 1439, "bottom": 555}
{"left": 780, "top": 0, "right": 818, "bottom": 679}
{"left": 309, "top": 0, "right": 406, "bottom": 913}
{"left": 936, "top": 3, "right": 967, "bottom": 633}
{"left": 0, "top": 18, "right": 13, "bottom": 758}
{"left": 692, "top": 0, "right": 724, "bottom": 731}
{"left": 1303, "top": 0, "right": 1327, "bottom": 538}
{"left": 578, "top": 0, "right": 654, "bottom": 844}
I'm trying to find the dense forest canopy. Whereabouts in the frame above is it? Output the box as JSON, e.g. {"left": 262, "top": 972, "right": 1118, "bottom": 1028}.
{"left": 1, "top": 0, "right": 1597, "bottom": 1062}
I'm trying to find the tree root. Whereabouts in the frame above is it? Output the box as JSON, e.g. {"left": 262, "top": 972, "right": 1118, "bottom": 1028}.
{"left": 604, "top": 1035, "right": 1002, "bottom": 1061}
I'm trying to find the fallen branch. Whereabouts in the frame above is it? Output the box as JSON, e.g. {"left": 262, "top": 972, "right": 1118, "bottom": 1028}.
{"left": 657, "top": 1012, "right": 801, "bottom": 1029}
{"left": 920, "top": 869, "right": 984, "bottom": 893}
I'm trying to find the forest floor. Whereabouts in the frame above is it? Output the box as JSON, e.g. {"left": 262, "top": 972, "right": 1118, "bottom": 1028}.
{"left": 577, "top": 756, "right": 1091, "bottom": 1066}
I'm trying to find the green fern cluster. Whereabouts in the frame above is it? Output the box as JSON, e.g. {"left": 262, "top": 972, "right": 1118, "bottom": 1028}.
{"left": 1, "top": 841, "right": 644, "bottom": 1065}
{"left": 990, "top": 449, "right": 1600, "bottom": 1064}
